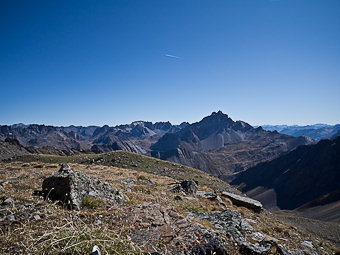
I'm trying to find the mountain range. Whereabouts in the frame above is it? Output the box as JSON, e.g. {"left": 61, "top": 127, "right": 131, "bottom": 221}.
{"left": 0, "top": 111, "right": 313, "bottom": 178}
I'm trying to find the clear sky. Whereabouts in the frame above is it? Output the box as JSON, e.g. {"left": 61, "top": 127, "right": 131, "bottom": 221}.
{"left": 1, "top": 0, "right": 339, "bottom": 126}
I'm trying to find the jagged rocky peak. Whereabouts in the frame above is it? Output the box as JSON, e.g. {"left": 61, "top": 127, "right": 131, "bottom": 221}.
{"left": 203, "top": 110, "right": 231, "bottom": 122}
{"left": 154, "top": 121, "right": 173, "bottom": 130}
{"left": 197, "top": 111, "right": 234, "bottom": 127}
{"left": 131, "top": 121, "right": 148, "bottom": 127}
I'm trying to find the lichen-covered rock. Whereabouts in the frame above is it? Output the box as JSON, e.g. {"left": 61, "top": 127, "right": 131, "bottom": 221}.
{"left": 188, "top": 210, "right": 319, "bottom": 255}
{"left": 42, "top": 164, "right": 125, "bottom": 210}
{"left": 124, "top": 202, "right": 228, "bottom": 255}
{"left": 189, "top": 210, "right": 253, "bottom": 243}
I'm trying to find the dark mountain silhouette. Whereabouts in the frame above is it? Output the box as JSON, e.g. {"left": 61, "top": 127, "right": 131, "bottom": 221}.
{"left": 231, "top": 136, "right": 340, "bottom": 221}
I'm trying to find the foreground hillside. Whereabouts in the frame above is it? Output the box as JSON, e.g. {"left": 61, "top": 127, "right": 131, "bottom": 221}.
{"left": 1, "top": 154, "right": 339, "bottom": 254}
{"left": 232, "top": 136, "right": 340, "bottom": 222}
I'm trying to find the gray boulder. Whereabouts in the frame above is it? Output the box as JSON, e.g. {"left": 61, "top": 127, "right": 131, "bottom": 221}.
{"left": 42, "top": 164, "right": 125, "bottom": 210}
{"left": 221, "top": 191, "right": 263, "bottom": 212}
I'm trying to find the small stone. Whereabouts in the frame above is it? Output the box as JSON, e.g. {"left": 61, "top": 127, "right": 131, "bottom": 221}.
{"left": 182, "top": 196, "right": 197, "bottom": 201}
{"left": 33, "top": 215, "right": 41, "bottom": 221}
{"left": 119, "top": 178, "right": 136, "bottom": 186}
{"left": 2, "top": 198, "right": 14, "bottom": 205}
{"left": 6, "top": 214, "right": 15, "bottom": 222}
{"left": 88, "top": 190, "right": 97, "bottom": 197}
{"left": 146, "top": 179, "right": 155, "bottom": 185}
{"left": 251, "top": 232, "right": 264, "bottom": 242}
{"left": 58, "top": 163, "right": 73, "bottom": 173}
{"left": 240, "top": 219, "right": 253, "bottom": 231}
{"left": 196, "top": 191, "right": 217, "bottom": 199}
{"left": 95, "top": 219, "right": 102, "bottom": 225}
{"left": 301, "top": 241, "right": 314, "bottom": 249}
{"left": 263, "top": 234, "right": 279, "bottom": 243}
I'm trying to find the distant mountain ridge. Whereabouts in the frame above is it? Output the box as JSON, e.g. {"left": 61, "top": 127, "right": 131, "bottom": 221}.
{"left": 0, "top": 111, "right": 313, "bottom": 177}
{"left": 260, "top": 124, "right": 340, "bottom": 140}
{"left": 0, "top": 121, "right": 187, "bottom": 153}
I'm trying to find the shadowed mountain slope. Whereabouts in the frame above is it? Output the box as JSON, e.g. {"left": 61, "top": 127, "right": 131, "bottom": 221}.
{"left": 231, "top": 136, "right": 340, "bottom": 221}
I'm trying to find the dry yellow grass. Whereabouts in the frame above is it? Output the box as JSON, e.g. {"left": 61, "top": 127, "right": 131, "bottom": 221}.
{"left": 0, "top": 161, "right": 336, "bottom": 254}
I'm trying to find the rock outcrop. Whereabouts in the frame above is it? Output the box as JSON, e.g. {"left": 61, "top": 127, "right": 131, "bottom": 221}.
{"left": 221, "top": 191, "right": 263, "bottom": 212}
{"left": 189, "top": 210, "right": 316, "bottom": 255}
{"left": 169, "top": 179, "right": 198, "bottom": 194}
{"left": 41, "top": 164, "right": 125, "bottom": 210}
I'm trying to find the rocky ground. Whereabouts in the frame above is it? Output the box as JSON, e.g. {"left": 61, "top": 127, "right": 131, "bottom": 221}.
{"left": 274, "top": 211, "right": 340, "bottom": 250}
{"left": 0, "top": 161, "right": 338, "bottom": 254}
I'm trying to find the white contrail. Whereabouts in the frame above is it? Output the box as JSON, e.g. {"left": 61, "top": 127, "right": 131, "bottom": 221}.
{"left": 165, "top": 54, "right": 180, "bottom": 59}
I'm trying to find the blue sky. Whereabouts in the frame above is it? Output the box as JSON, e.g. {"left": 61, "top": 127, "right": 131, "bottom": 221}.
{"left": 1, "top": 0, "right": 339, "bottom": 126}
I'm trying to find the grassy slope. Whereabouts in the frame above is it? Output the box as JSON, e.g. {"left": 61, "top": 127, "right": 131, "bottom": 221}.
{"left": 12, "top": 151, "right": 234, "bottom": 192}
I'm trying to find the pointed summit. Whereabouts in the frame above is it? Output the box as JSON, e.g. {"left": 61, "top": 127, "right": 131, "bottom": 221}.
{"left": 212, "top": 110, "right": 228, "bottom": 117}
{"left": 195, "top": 111, "right": 234, "bottom": 135}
